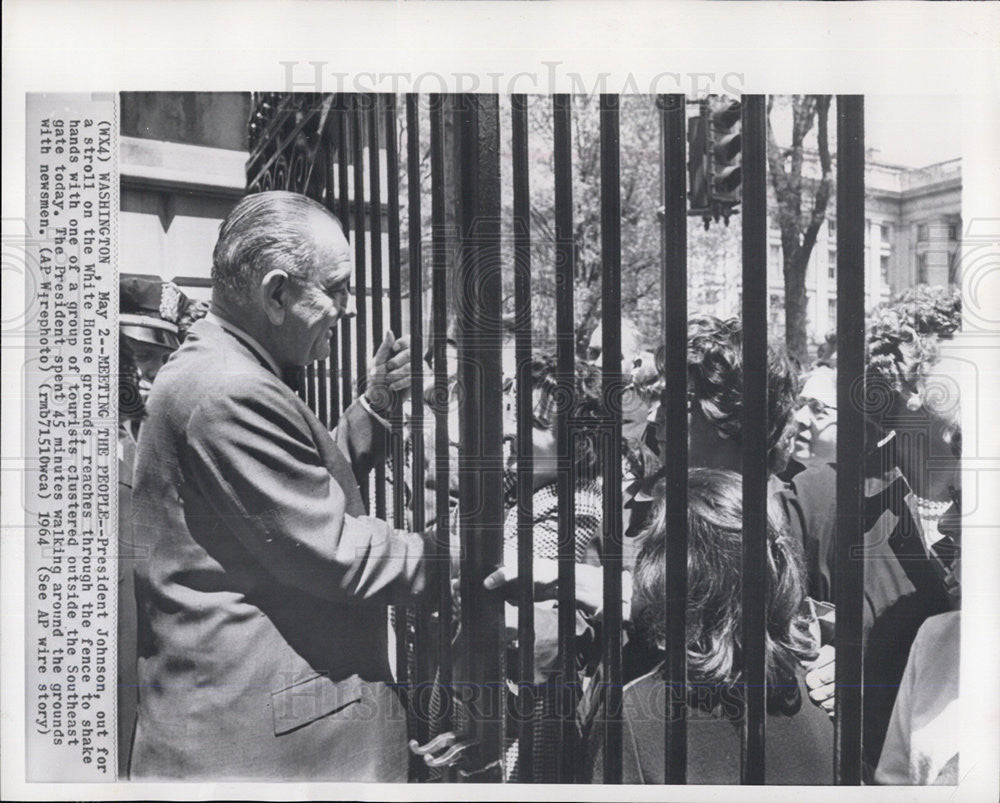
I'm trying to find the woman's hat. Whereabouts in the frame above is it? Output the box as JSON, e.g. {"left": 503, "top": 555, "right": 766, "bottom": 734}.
{"left": 119, "top": 273, "right": 187, "bottom": 350}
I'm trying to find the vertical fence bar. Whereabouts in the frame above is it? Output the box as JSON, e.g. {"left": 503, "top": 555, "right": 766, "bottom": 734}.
{"left": 386, "top": 93, "right": 405, "bottom": 524}
{"left": 835, "top": 94, "right": 866, "bottom": 786}
{"left": 316, "top": 359, "right": 328, "bottom": 426}
{"left": 323, "top": 140, "right": 339, "bottom": 426}
{"left": 340, "top": 312, "right": 353, "bottom": 415}
{"left": 658, "top": 93, "right": 689, "bottom": 784}
{"left": 352, "top": 95, "right": 370, "bottom": 507}
{"left": 386, "top": 100, "right": 405, "bottom": 448}
{"left": 383, "top": 90, "right": 412, "bottom": 775}
{"left": 405, "top": 93, "right": 431, "bottom": 775}
{"left": 368, "top": 93, "right": 387, "bottom": 519}
{"left": 328, "top": 331, "right": 340, "bottom": 423}
{"left": 552, "top": 93, "right": 578, "bottom": 783}
{"left": 291, "top": 363, "right": 307, "bottom": 401}
{"left": 740, "top": 93, "right": 769, "bottom": 786}
{"left": 306, "top": 362, "right": 317, "bottom": 411}
{"left": 369, "top": 93, "right": 386, "bottom": 343}
{"left": 338, "top": 95, "right": 352, "bottom": 229}
{"left": 337, "top": 95, "right": 353, "bottom": 419}
{"left": 455, "top": 92, "right": 505, "bottom": 782}
{"left": 599, "top": 93, "right": 625, "bottom": 785}
{"left": 353, "top": 95, "right": 369, "bottom": 398}
{"left": 510, "top": 92, "right": 536, "bottom": 783}
{"left": 429, "top": 93, "right": 453, "bottom": 756}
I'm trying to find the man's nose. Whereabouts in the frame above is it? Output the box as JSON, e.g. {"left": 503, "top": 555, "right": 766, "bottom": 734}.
{"left": 341, "top": 291, "right": 357, "bottom": 320}
{"left": 794, "top": 405, "right": 813, "bottom": 427}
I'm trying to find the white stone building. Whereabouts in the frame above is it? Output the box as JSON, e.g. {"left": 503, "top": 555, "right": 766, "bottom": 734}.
{"left": 765, "top": 151, "right": 961, "bottom": 342}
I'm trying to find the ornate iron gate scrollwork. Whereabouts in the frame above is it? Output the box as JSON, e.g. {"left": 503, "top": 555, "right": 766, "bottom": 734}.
{"left": 247, "top": 93, "right": 334, "bottom": 198}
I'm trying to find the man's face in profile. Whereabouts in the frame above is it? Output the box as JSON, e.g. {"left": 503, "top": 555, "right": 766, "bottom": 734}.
{"left": 279, "top": 216, "right": 355, "bottom": 367}
{"left": 794, "top": 367, "right": 838, "bottom": 466}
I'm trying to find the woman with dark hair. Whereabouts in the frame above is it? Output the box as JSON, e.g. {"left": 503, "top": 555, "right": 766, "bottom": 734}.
{"left": 585, "top": 468, "right": 832, "bottom": 784}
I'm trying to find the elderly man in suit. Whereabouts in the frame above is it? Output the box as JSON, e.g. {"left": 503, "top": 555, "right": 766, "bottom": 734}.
{"left": 129, "top": 191, "right": 434, "bottom": 780}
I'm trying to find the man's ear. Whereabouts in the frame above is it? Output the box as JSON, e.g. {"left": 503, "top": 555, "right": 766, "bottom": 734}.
{"left": 260, "top": 269, "right": 289, "bottom": 325}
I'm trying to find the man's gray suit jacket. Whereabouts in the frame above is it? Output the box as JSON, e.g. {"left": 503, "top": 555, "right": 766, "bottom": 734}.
{"left": 129, "top": 318, "right": 429, "bottom": 780}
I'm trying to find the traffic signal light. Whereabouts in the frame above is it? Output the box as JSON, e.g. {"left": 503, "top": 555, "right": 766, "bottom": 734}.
{"left": 687, "top": 110, "right": 710, "bottom": 217}
{"left": 708, "top": 96, "right": 742, "bottom": 214}
{"left": 686, "top": 96, "right": 742, "bottom": 228}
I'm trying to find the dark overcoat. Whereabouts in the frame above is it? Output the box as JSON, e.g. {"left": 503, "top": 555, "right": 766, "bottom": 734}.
{"left": 783, "top": 459, "right": 957, "bottom": 775}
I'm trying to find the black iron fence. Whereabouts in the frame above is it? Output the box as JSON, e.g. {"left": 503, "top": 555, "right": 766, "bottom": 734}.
{"left": 244, "top": 91, "right": 868, "bottom": 784}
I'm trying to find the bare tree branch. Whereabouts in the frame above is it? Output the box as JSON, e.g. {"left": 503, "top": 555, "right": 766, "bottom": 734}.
{"left": 802, "top": 95, "right": 833, "bottom": 257}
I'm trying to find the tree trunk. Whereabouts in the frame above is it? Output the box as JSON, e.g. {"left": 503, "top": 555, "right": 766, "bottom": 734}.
{"left": 766, "top": 95, "right": 833, "bottom": 367}
{"left": 783, "top": 252, "right": 809, "bottom": 365}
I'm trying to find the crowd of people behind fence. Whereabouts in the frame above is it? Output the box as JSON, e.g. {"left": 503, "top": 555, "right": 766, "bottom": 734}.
{"left": 119, "top": 192, "right": 961, "bottom": 785}
{"left": 411, "top": 282, "right": 961, "bottom": 784}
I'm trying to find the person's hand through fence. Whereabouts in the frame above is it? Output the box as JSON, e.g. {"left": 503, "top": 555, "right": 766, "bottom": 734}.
{"left": 408, "top": 732, "right": 480, "bottom": 771}
{"left": 483, "top": 555, "right": 612, "bottom": 617}
{"left": 483, "top": 554, "right": 558, "bottom": 599}
{"left": 366, "top": 331, "right": 411, "bottom": 415}
{"left": 804, "top": 644, "right": 836, "bottom": 718}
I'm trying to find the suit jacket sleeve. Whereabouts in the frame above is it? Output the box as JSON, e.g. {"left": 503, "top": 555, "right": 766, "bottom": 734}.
{"left": 184, "top": 376, "right": 429, "bottom": 605}
{"left": 331, "top": 397, "right": 387, "bottom": 487}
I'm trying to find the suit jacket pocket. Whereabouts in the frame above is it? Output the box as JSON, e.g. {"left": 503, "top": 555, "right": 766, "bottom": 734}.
{"left": 271, "top": 673, "right": 366, "bottom": 736}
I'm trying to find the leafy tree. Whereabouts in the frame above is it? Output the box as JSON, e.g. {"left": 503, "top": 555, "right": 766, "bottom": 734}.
{"left": 766, "top": 95, "right": 833, "bottom": 364}
{"left": 505, "top": 96, "right": 742, "bottom": 353}
{"left": 399, "top": 95, "right": 747, "bottom": 355}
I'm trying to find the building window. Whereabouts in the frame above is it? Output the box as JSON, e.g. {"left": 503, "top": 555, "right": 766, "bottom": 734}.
{"left": 770, "top": 244, "right": 781, "bottom": 266}
{"left": 918, "top": 253, "right": 928, "bottom": 283}
{"left": 828, "top": 250, "right": 837, "bottom": 280}
{"left": 769, "top": 294, "right": 783, "bottom": 326}
{"left": 918, "top": 223, "right": 929, "bottom": 242}
{"left": 827, "top": 218, "right": 836, "bottom": 239}
{"left": 881, "top": 254, "right": 890, "bottom": 282}
{"left": 828, "top": 298, "right": 837, "bottom": 322}
{"left": 880, "top": 223, "right": 891, "bottom": 243}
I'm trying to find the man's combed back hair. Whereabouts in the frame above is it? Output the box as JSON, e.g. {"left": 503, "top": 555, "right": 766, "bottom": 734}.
{"left": 866, "top": 284, "right": 962, "bottom": 408}
{"left": 685, "top": 315, "right": 800, "bottom": 474}
{"left": 212, "top": 191, "right": 340, "bottom": 301}
{"left": 631, "top": 468, "right": 816, "bottom": 712}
